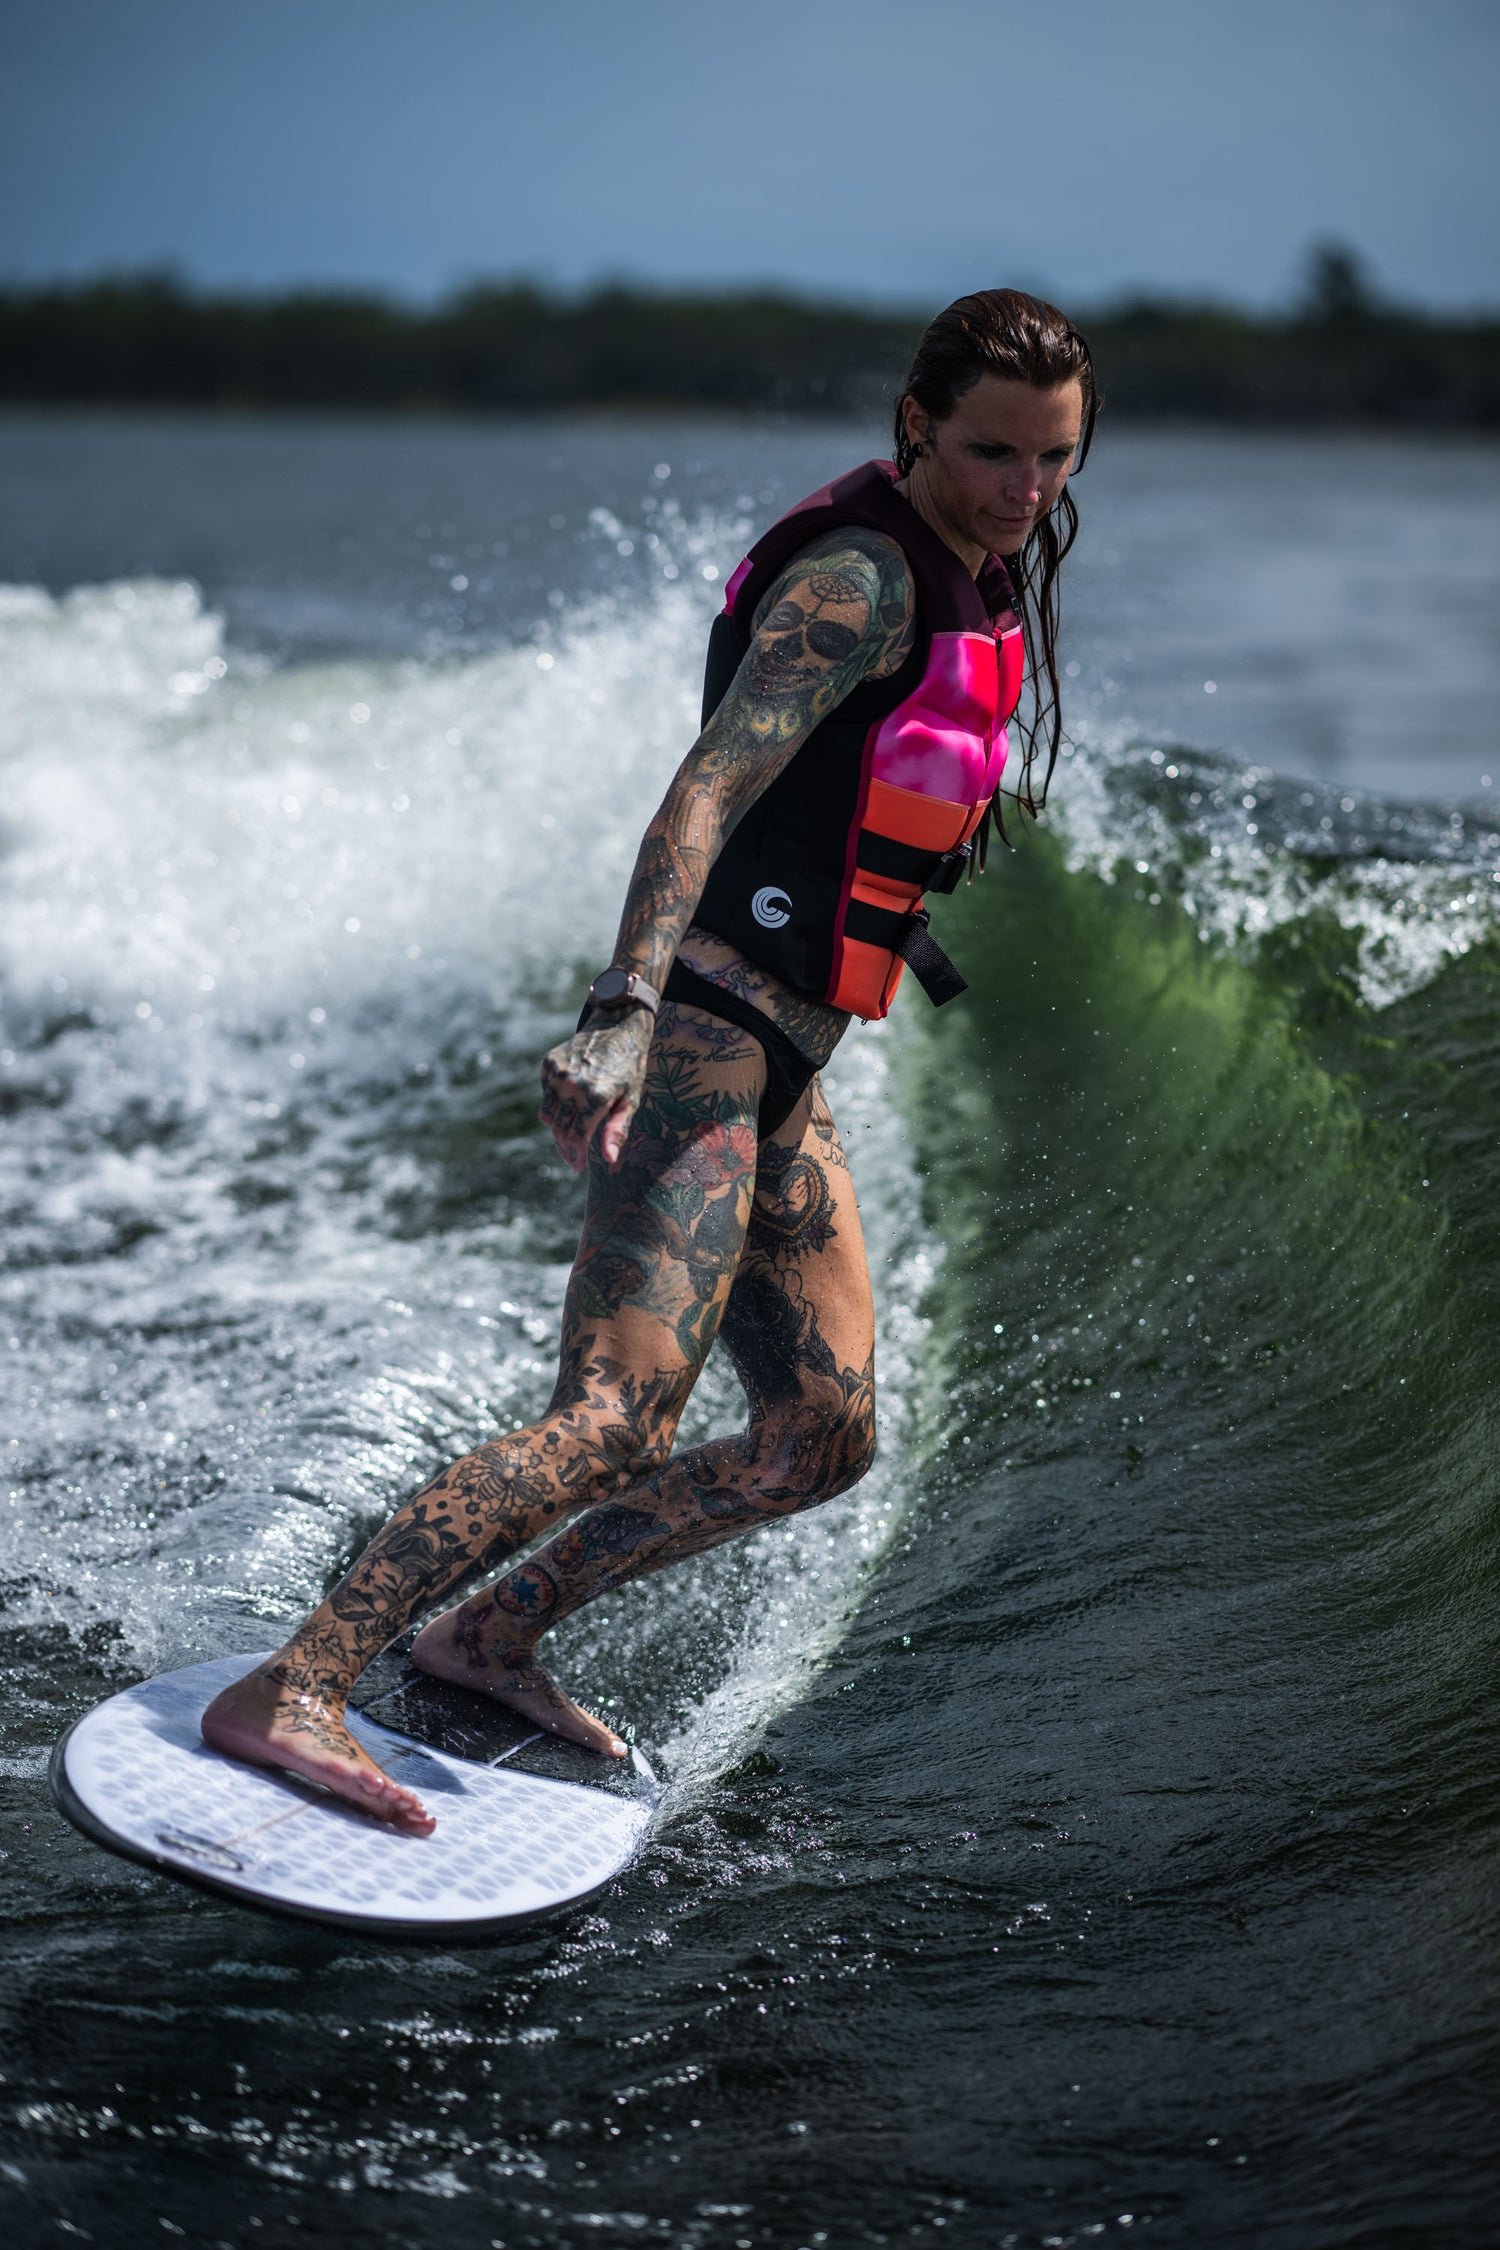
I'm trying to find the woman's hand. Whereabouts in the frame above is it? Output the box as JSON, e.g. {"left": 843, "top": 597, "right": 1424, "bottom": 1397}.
{"left": 540, "top": 1007, "right": 654, "bottom": 1174}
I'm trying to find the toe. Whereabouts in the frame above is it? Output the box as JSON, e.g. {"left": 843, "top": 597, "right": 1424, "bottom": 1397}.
{"left": 358, "top": 1769, "right": 434, "bottom": 1831}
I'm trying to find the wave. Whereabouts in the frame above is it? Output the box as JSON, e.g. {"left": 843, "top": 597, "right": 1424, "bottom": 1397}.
{"left": 2, "top": 551, "right": 1496, "bottom": 1809}
{"left": 909, "top": 785, "right": 1500, "bottom": 1829}
{"left": 1053, "top": 732, "right": 1500, "bottom": 1008}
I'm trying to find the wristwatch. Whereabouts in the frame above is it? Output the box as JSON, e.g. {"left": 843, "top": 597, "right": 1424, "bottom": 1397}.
{"left": 586, "top": 967, "right": 662, "bottom": 1015}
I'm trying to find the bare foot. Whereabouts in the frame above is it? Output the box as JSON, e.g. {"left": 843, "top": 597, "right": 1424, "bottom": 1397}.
{"left": 202, "top": 1663, "right": 436, "bottom": 1835}
{"left": 411, "top": 1606, "right": 626, "bottom": 1758}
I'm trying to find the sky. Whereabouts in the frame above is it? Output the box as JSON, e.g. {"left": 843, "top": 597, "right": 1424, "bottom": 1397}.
{"left": 1, "top": 0, "right": 1496, "bottom": 312}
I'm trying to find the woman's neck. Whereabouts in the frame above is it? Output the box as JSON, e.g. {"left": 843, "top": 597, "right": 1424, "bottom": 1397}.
{"left": 895, "top": 465, "right": 986, "bottom": 579}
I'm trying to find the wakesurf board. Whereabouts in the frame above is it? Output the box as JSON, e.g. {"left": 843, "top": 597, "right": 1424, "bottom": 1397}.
{"left": 50, "top": 1651, "right": 657, "bottom": 1938}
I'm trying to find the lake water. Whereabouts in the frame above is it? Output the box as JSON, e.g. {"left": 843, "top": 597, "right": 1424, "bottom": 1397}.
{"left": 1, "top": 412, "right": 1498, "bottom": 2250}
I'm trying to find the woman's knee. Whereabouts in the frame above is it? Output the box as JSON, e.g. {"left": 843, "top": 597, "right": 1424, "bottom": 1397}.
{"left": 816, "top": 1408, "right": 878, "bottom": 1500}
{"left": 551, "top": 1402, "right": 679, "bottom": 1504}
{"left": 455, "top": 1407, "right": 675, "bottom": 1530}
{"left": 753, "top": 1389, "right": 878, "bottom": 1510}
{"left": 606, "top": 1425, "right": 675, "bottom": 1487}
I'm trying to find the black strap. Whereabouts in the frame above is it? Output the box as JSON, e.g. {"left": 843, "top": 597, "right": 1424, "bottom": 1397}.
{"left": 895, "top": 913, "right": 969, "bottom": 1005}
{"left": 842, "top": 901, "right": 968, "bottom": 1006}
{"left": 662, "top": 962, "right": 820, "bottom": 1141}
{"left": 855, "top": 830, "right": 971, "bottom": 895}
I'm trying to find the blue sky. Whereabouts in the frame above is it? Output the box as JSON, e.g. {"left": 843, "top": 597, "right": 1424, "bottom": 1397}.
{"left": 2, "top": 0, "right": 1495, "bottom": 309}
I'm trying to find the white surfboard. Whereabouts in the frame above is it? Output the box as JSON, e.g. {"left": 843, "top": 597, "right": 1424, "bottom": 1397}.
{"left": 50, "top": 1652, "right": 658, "bottom": 1938}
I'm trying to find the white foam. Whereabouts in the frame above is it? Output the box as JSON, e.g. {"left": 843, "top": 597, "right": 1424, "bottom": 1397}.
{"left": 0, "top": 568, "right": 938, "bottom": 1806}
{"left": 1052, "top": 730, "right": 1500, "bottom": 1009}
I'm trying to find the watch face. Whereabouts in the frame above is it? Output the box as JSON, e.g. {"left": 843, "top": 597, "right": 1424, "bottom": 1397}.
{"left": 591, "top": 969, "right": 629, "bottom": 1004}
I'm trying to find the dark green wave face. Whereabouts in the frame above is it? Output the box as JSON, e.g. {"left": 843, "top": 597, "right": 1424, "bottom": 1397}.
{"left": 919, "top": 815, "right": 1478, "bottom": 1486}
{"left": 838, "top": 820, "right": 1500, "bottom": 2233}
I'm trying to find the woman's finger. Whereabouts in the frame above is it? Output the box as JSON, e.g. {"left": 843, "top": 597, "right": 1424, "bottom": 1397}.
{"left": 539, "top": 1060, "right": 574, "bottom": 1114}
{"left": 597, "top": 1093, "right": 636, "bottom": 1171}
{"left": 545, "top": 1109, "right": 584, "bottom": 1171}
{"left": 540, "top": 1059, "right": 590, "bottom": 1132}
{"left": 541, "top": 1082, "right": 604, "bottom": 1173}
{"left": 539, "top": 1030, "right": 641, "bottom": 1171}
{"left": 570, "top": 1091, "right": 619, "bottom": 1172}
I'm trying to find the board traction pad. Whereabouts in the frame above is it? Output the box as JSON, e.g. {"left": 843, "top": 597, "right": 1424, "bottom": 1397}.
{"left": 52, "top": 1652, "right": 658, "bottom": 1938}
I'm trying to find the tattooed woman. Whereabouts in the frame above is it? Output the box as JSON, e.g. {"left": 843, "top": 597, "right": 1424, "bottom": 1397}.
{"left": 204, "top": 288, "right": 1098, "bottom": 1831}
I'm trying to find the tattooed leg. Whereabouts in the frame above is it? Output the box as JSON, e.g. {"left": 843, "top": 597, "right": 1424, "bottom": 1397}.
{"left": 203, "top": 1000, "right": 766, "bottom": 1822}
{"left": 202, "top": 508, "right": 916, "bottom": 1822}
{"left": 412, "top": 1082, "right": 877, "bottom": 1748}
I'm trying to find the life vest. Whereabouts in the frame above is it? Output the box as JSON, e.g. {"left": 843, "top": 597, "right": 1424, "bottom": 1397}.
{"left": 693, "top": 459, "right": 1025, "bottom": 1020}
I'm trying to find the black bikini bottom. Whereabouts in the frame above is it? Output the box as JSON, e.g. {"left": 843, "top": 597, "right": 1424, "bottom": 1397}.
{"left": 662, "top": 961, "right": 819, "bottom": 1141}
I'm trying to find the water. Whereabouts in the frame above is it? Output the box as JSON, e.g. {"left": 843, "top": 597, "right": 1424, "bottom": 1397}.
{"left": 2, "top": 413, "right": 1499, "bottom": 2248}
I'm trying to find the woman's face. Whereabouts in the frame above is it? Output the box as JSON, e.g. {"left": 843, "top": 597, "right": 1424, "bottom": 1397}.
{"left": 904, "top": 374, "right": 1085, "bottom": 557}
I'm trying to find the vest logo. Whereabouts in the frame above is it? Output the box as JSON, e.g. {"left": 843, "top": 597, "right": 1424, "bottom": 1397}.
{"left": 751, "top": 886, "right": 792, "bottom": 929}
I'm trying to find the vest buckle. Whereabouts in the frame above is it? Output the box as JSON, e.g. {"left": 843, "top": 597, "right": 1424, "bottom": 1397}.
{"left": 927, "top": 844, "right": 971, "bottom": 896}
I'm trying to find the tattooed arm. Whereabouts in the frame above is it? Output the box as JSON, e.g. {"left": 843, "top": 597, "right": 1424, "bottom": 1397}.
{"left": 541, "top": 526, "right": 916, "bottom": 1170}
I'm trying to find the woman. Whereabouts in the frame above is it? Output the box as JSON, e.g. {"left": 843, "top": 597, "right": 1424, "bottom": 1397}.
{"left": 204, "top": 288, "right": 1098, "bottom": 1832}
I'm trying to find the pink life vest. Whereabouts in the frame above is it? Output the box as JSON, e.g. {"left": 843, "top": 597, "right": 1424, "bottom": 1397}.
{"left": 694, "top": 460, "right": 1024, "bottom": 1018}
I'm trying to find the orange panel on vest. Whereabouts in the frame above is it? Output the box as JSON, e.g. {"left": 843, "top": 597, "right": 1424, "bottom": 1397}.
{"left": 862, "top": 778, "right": 972, "bottom": 854}
{"left": 850, "top": 869, "right": 923, "bottom": 912}
{"left": 829, "top": 934, "right": 906, "bottom": 1019}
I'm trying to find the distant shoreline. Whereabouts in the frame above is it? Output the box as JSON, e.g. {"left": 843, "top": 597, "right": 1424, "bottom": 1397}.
{"left": 3, "top": 257, "right": 1497, "bottom": 429}
{"left": 3, "top": 402, "right": 1496, "bottom": 446}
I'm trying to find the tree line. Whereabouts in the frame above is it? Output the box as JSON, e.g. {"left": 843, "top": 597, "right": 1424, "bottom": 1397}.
{"left": 1, "top": 247, "right": 1495, "bottom": 426}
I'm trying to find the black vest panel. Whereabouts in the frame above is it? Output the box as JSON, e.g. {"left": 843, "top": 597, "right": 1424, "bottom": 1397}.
{"left": 693, "top": 461, "right": 1019, "bottom": 1009}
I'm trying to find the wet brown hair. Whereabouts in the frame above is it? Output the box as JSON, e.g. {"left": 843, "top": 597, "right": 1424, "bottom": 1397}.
{"left": 894, "top": 288, "right": 1099, "bottom": 820}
